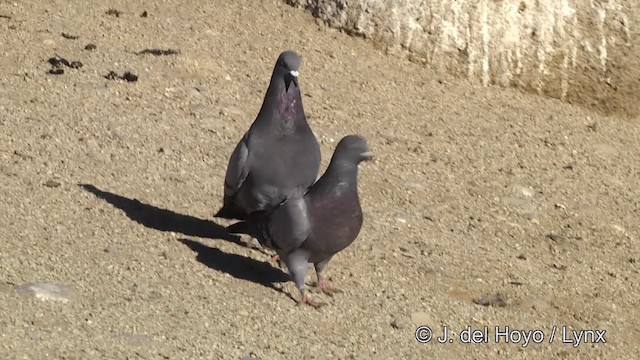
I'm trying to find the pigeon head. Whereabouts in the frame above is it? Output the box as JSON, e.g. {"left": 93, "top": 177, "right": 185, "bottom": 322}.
{"left": 274, "top": 51, "right": 302, "bottom": 92}
{"left": 333, "top": 135, "right": 374, "bottom": 165}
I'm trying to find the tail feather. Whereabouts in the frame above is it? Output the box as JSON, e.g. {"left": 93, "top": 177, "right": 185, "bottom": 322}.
{"left": 226, "top": 221, "right": 250, "bottom": 235}
{"left": 214, "top": 201, "right": 247, "bottom": 220}
{"left": 226, "top": 211, "right": 277, "bottom": 250}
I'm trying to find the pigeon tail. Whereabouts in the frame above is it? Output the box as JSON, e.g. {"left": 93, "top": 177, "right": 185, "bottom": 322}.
{"left": 214, "top": 203, "right": 247, "bottom": 221}
{"left": 226, "top": 214, "right": 276, "bottom": 251}
{"left": 226, "top": 221, "right": 250, "bottom": 235}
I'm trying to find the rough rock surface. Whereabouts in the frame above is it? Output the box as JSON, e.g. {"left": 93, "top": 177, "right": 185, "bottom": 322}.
{"left": 286, "top": 0, "right": 640, "bottom": 118}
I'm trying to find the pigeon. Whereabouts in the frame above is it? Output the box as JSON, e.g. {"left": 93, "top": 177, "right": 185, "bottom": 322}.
{"left": 228, "top": 135, "right": 373, "bottom": 307}
{"left": 214, "top": 51, "right": 321, "bottom": 221}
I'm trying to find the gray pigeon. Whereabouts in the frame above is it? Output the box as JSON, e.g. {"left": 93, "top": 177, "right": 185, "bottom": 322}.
{"left": 228, "top": 135, "right": 373, "bottom": 307}
{"left": 215, "top": 51, "right": 321, "bottom": 221}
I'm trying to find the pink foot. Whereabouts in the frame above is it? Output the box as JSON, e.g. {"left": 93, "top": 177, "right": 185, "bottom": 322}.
{"left": 316, "top": 277, "right": 342, "bottom": 296}
{"left": 269, "top": 254, "right": 283, "bottom": 268}
{"left": 298, "top": 292, "right": 325, "bottom": 309}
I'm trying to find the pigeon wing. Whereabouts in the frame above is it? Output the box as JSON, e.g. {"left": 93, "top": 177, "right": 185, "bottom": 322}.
{"left": 223, "top": 132, "right": 251, "bottom": 197}
{"left": 266, "top": 196, "right": 311, "bottom": 253}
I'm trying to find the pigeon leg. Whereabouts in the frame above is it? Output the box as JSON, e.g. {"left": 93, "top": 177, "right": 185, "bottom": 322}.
{"left": 314, "top": 258, "right": 342, "bottom": 296}
{"left": 269, "top": 254, "right": 282, "bottom": 268}
{"left": 284, "top": 251, "right": 324, "bottom": 307}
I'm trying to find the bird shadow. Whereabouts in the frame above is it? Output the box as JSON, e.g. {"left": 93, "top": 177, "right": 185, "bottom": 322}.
{"left": 78, "top": 183, "right": 244, "bottom": 245}
{"left": 178, "top": 238, "right": 292, "bottom": 292}
{"left": 79, "top": 184, "right": 296, "bottom": 298}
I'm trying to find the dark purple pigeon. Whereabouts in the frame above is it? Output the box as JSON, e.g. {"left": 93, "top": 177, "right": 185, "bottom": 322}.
{"left": 215, "top": 51, "right": 321, "bottom": 221}
{"left": 228, "top": 135, "right": 373, "bottom": 307}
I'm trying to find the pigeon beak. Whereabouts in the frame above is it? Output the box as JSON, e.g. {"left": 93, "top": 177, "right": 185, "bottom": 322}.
{"left": 285, "top": 70, "right": 299, "bottom": 92}
{"left": 360, "top": 151, "right": 374, "bottom": 161}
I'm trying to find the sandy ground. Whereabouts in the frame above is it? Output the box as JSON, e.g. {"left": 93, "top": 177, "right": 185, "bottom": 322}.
{"left": 1, "top": 0, "right": 639, "bottom": 359}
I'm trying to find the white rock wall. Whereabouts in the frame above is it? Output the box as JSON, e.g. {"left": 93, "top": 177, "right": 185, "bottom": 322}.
{"left": 286, "top": 0, "right": 639, "bottom": 117}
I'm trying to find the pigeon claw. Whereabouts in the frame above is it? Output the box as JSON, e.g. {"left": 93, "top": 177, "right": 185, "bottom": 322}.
{"left": 316, "top": 278, "right": 342, "bottom": 296}
{"left": 269, "top": 254, "right": 283, "bottom": 269}
{"left": 298, "top": 292, "right": 325, "bottom": 309}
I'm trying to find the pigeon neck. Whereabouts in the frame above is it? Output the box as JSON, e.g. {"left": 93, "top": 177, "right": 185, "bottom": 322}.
{"left": 318, "top": 160, "right": 359, "bottom": 194}
{"left": 259, "top": 77, "right": 305, "bottom": 129}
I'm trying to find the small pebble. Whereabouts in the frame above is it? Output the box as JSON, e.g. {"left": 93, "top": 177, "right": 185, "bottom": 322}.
{"left": 394, "top": 212, "right": 408, "bottom": 224}
{"left": 84, "top": 43, "right": 97, "bottom": 50}
{"left": 16, "top": 283, "right": 76, "bottom": 303}
{"left": 422, "top": 212, "right": 437, "bottom": 222}
{"left": 390, "top": 316, "right": 409, "bottom": 329}
{"left": 105, "top": 244, "right": 118, "bottom": 255}
{"left": 61, "top": 32, "right": 78, "bottom": 40}
{"left": 106, "top": 9, "right": 123, "bottom": 17}
{"left": 44, "top": 179, "right": 61, "bottom": 188}
{"left": 48, "top": 56, "right": 69, "bottom": 67}
{"left": 610, "top": 224, "right": 626, "bottom": 234}
{"left": 137, "top": 48, "right": 180, "bottom": 56}
{"left": 123, "top": 71, "right": 138, "bottom": 82}
{"left": 546, "top": 231, "right": 565, "bottom": 243}
{"left": 403, "top": 181, "right": 424, "bottom": 190}
{"left": 473, "top": 294, "right": 507, "bottom": 307}
{"left": 104, "top": 71, "right": 119, "bottom": 80}
{"left": 514, "top": 185, "right": 534, "bottom": 198}
{"left": 27, "top": 331, "right": 41, "bottom": 342}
